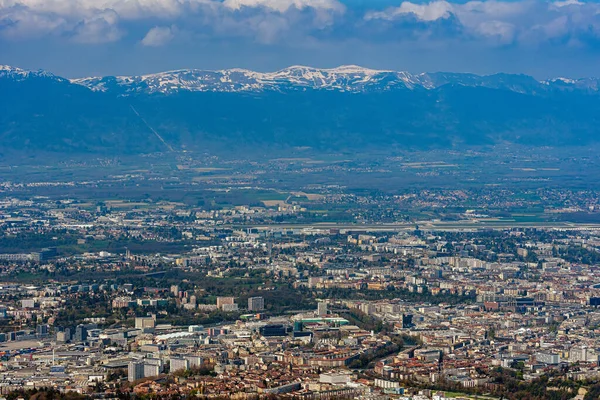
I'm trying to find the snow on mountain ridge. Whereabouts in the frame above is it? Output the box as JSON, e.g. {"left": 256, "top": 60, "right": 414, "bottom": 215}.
{"left": 3, "top": 64, "right": 600, "bottom": 95}
{"left": 327, "top": 65, "right": 390, "bottom": 74}
{"left": 0, "top": 65, "right": 22, "bottom": 71}
{"left": 70, "top": 65, "right": 414, "bottom": 94}
{"left": 0, "top": 65, "right": 60, "bottom": 81}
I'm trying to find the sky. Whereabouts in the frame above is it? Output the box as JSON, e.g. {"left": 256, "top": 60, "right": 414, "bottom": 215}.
{"left": 1, "top": 0, "right": 600, "bottom": 78}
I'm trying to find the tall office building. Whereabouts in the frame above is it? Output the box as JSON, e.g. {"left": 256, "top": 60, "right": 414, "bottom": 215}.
{"left": 73, "top": 325, "right": 88, "bottom": 342}
{"left": 144, "top": 363, "right": 160, "bottom": 378}
{"left": 36, "top": 324, "right": 49, "bottom": 337}
{"left": 317, "top": 301, "right": 328, "bottom": 317}
{"left": 170, "top": 357, "right": 189, "bottom": 372}
{"left": 248, "top": 296, "right": 265, "bottom": 311}
{"left": 128, "top": 361, "right": 145, "bottom": 382}
{"left": 186, "top": 355, "right": 204, "bottom": 368}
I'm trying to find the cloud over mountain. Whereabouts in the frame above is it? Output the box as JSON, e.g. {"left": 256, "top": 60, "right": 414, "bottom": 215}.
{"left": 365, "top": 0, "right": 600, "bottom": 46}
{"left": 1, "top": 0, "right": 600, "bottom": 76}
{"left": 141, "top": 25, "right": 175, "bottom": 46}
{"left": 2, "top": 0, "right": 599, "bottom": 44}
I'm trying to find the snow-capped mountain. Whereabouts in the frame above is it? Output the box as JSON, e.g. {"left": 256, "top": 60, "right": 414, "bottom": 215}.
{"left": 3, "top": 64, "right": 600, "bottom": 155}
{"left": 0, "top": 65, "right": 66, "bottom": 82}
{"left": 67, "top": 65, "right": 600, "bottom": 95}
{"left": 543, "top": 77, "right": 600, "bottom": 91}
{"left": 70, "top": 65, "right": 421, "bottom": 94}
{"left": 2, "top": 64, "right": 598, "bottom": 95}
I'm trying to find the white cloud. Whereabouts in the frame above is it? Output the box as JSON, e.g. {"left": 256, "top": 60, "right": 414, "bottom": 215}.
{"left": 254, "top": 14, "right": 289, "bottom": 43}
{"left": 1, "top": 0, "right": 600, "bottom": 47}
{"left": 365, "top": 1, "right": 453, "bottom": 22}
{"left": 531, "top": 15, "right": 569, "bottom": 40}
{"left": 365, "top": 0, "right": 600, "bottom": 45}
{"left": 71, "top": 10, "right": 123, "bottom": 43}
{"left": 0, "top": 0, "right": 343, "bottom": 18}
{"left": 0, "top": 0, "right": 202, "bottom": 19}
{"left": 365, "top": 0, "right": 528, "bottom": 24}
{"left": 223, "top": 0, "right": 344, "bottom": 13}
{"left": 475, "top": 20, "right": 516, "bottom": 43}
{"left": 0, "top": 0, "right": 343, "bottom": 43}
{"left": 553, "top": 0, "right": 583, "bottom": 8}
{"left": 0, "top": 7, "right": 68, "bottom": 39}
{"left": 141, "top": 25, "right": 175, "bottom": 46}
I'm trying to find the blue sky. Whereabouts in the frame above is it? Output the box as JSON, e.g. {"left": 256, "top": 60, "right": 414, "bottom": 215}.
{"left": 1, "top": 0, "right": 600, "bottom": 78}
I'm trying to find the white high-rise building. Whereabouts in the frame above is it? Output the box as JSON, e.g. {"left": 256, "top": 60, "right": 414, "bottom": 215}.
{"left": 186, "top": 355, "right": 204, "bottom": 368}
{"left": 248, "top": 296, "right": 265, "bottom": 311}
{"left": 128, "top": 361, "right": 145, "bottom": 382}
{"left": 170, "top": 357, "right": 189, "bottom": 372}
{"left": 144, "top": 363, "right": 160, "bottom": 378}
{"left": 570, "top": 346, "right": 590, "bottom": 362}
{"left": 317, "top": 301, "right": 328, "bottom": 317}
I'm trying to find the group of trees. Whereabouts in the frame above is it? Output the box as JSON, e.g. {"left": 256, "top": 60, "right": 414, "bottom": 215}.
{"left": 55, "top": 292, "right": 113, "bottom": 326}
{"left": 423, "top": 367, "right": 599, "bottom": 400}
{"left": 322, "top": 286, "right": 475, "bottom": 305}
{"left": 557, "top": 245, "right": 600, "bottom": 265}
{"left": 348, "top": 334, "right": 418, "bottom": 369}
{"left": 171, "top": 365, "right": 215, "bottom": 378}
{"left": 340, "top": 308, "right": 385, "bottom": 333}
{"left": 3, "top": 388, "right": 87, "bottom": 400}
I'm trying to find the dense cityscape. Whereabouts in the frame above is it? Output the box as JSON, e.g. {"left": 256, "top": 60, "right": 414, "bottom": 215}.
{"left": 2, "top": 156, "right": 600, "bottom": 400}
{"left": 5, "top": 0, "right": 600, "bottom": 397}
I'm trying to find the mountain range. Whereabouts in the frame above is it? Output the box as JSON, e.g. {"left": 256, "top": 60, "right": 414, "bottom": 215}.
{"left": 59, "top": 65, "right": 600, "bottom": 95}
{"left": 1, "top": 64, "right": 600, "bottom": 156}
